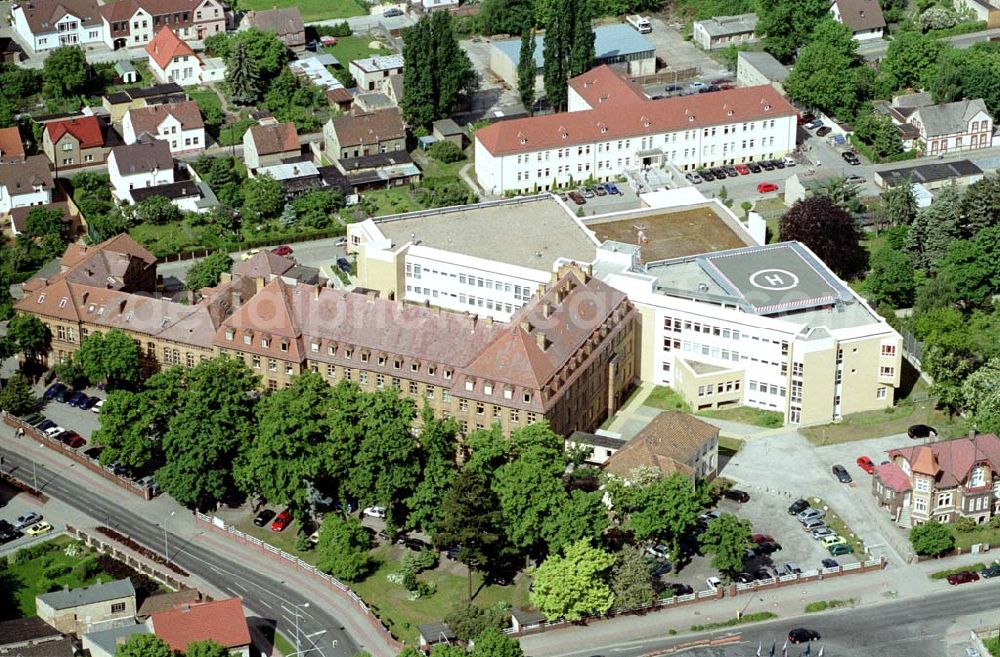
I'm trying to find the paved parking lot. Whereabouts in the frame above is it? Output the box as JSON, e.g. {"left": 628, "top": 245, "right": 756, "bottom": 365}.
{"left": 0, "top": 480, "right": 71, "bottom": 556}
{"left": 565, "top": 185, "right": 643, "bottom": 216}
{"left": 641, "top": 18, "right": 728, "bottom": 81}
{"left": 29, "top": 384, "right": 104, "bottom": 442}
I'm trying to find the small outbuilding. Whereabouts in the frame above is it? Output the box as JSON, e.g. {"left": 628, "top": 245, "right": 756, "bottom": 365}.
{"left": 115, "top": 60, "right": 139, "bottom": 84}
{"left": 432, "top": 118, "right": 464, "bottom": 148}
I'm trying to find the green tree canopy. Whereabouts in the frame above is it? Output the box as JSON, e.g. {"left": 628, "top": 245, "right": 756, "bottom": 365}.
{"left": 114, "top": 634, "right": 173, "bottom": 657}
{"left": 227, "top": 39, "right": 262, "bottom": 105}
{"left": 853, "top": 110, "right": 903, "bottom": 160}
{"left": 529, "top": 539, "right": 615, "bottom": 621}
{"left": 936, "top": 226, "right": 1000, "bottom": 309}
{"left": 292, "top": 189, "right": 345, "bottom": 229}
{"left": 909, "top": 520, "right": 955, "bottom": 556}
{"left": 778, "top": 196, "right": 868, "bottom": 279}
{"left": 961, "top": 357, "right": 1000, "bottom": 435}
{"left": 863, "top": 244, "right": 916, "bottom": 309}
{"left": 7, "top": 313, "right": 50, "bottom": 365}
{"left": 609, "top": 545, "right": 655, "bottom": 610}
{"left": 316, "top": 513, "right": 373, "bottom": 582}
{"left": 443, "top": 603, "right": 509, "bottom": 642}
{"left": 135, "top": 195, "right": 183, "bottom": 226}
{"left": 757, "top": 0, "right": 830, "bottom": 62}
{"left": 470, "top": 628, "right": 525, "bottom": 657}
{"left": 75, "top": 329, "right": 142, "bottom": 388}
{"left": 479, "top": 0, "right": 534, "bottom": 35}
{"left": 0, "top": 372, "right": 35, "bottom": 416}
{"left": 186, "top": 251, "right": 234, "bottom": 291}
{"left": 42, "top": 46, "right": 87, "bottom": 99}
{"left": 242, "top": 174, "right": 284, "bottom": 222}
{"left": 93, "top": 389, "right": 158, "bottom": 474}
{"left": 783, "top": 20, "right": 865, "bottom": 120}
{"left": 700, "top": 513, "right": 753, "bottom": 578}
{"left": 906, "top": 187, "right": 961, "bottom": 273}
{"left": 518, "top": 29, "right": 537, "bottom": 114}
{"left": 406, "top": 409, "right": 460, "bottom": 534}
{"left": 401, "top": 12, "right": 475, "bottom": 126}
{"left": 24, "top": 207, "right": 67, "bottom": 240}
{"left": 881, "top": 31, "right": 942, "bottom": 93}
{"left": 619, "top": 473, "right": 707, "bottom": 558}
{"left": 957, "top": 174, "right": 1000, "bottom": 238}
{"left": 185, "top": 640, "right": 230, "bottom": 657}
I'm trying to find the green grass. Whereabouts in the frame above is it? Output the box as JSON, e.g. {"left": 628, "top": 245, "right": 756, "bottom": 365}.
{"left": 644, "top": 386, "right": 692, "bottom": 412}
{"left": 130, "top": 221, "right": 225, "bottom": 259}
{"left": 239, "top": 0, "right": 364, "bottom": 21}
{"left": 804, "top": 598, "right": 856, "bottom": 613}
{"left": 413, "top": 148, "right": 469, "bottom": 182}
{"left": 809, "top": 497, "right": 865, "bottom": 555}
{"left": 929, "top": 562, "right": 989, "bottom": 580}
{"left": 718, "top": 435, "right": 743, "bottom": 456}
{"left": 4, "top": 537, "right": 114, "bottom": 619}
{"left": 236, "top": 517, "right": 320, "bottom": 565}
{"left": 274, "top": 632, "right": 296, "bottom": 657}
{"left": 324, "top": 36, "right": 391, "bottom": 67}
{"left": 690, "top": 611, "right": 777, "bottom": 632}
{"left": 955, "top": 526, "right": 1000, "bottom": 551}
{"left": 697, "top": 406, "right": 783, "bottom": 428}
{"left": 364, "top": 187, "right": 425, "bottom": 217}
{"left": 187, "top": 87, "right": 223, "bottom": 119}
{"left": 800, "top": 400, "right": 959, "bottom": 446}
{"left": 216, "top": 117, "right": 255, "bottom": 147}
{"left": 985, "top": 636, "right": 1000, "bottom": 657}
{"left": 351, "top": 544, "right": 531, "bottom": 645}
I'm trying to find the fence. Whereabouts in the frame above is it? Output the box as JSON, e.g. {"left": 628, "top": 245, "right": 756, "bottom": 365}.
{"left": 629, "top": 67, "right": 699, "bottom": 86}
{"left": 1, "top": 411, "right": 153, "bottom": 500}
{"left": 65, "top": 524, "right": 190, "bottom": 592}
{"left": 194, "top": 512, "right": 404, "bottom": 651}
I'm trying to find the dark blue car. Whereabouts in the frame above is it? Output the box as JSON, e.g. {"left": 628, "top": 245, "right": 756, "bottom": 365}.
{"left": 43, "top": 383, "right": 66, "bottom": 400}
{"left": 603, "top": 182, "right": 622, "bottom": 195}
{"left": 67, "top": 391, "right": 88, "bottom": 407}
{"left": 54, "top": 387, "right": 74, "bottom": 403}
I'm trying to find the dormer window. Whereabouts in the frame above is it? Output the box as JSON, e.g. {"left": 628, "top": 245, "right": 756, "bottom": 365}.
{"left": 688, "top": 115, "right": 695, "bottom": 122}
{"left": 378, "top": 356, "right": 387, "bottom": 367}
{"left": 279, "top": 341, "right": 288, "bottom": 352}
{"left": 345, "top": 348, "right": 353, "bottom": 359}
{"left": 971, "top": 466, "right": 986, "bottom": 487}
{"left": 261, "top": 338, "right": 270, "bottom": 348}
{"left": 58, "top": 297, "right": 67, "bottom": 308}
{"left": 410, "top": 363, "right": 419, "bottom": 373}
{"left": 243, "top": 334, "right": 252, "bottom": 345}
{"left": 484, "top": 384, "right": 493, "bottom": 395}
{"left": 225, "top": 330, "right": 234, "bottom": 341}
{"left": 328, "top": 345, "right": 336, "bottom": 355}
{"left": 504, "top": 388, "right": 513, "bottom": 400}
{"left": 428, "top": 366, "right": 436, "bottom": 376}
{"left": 361, "top": 352, "right": 369, "bottom": 363}
{"left": 598, "top": 123, "right": 608, "bottom": 134}
{"left": 523, "top": 392, "right": 531, "bottom": 404}
{"left": 443, "top": 369, "right": 451, "bottom": 379}
{"left": 311, "top": 342, "right": 319, "bottom": 352}
{"left": 465, "top": 381, "right": 474, "bottom": 392}
{"left": 727, "top": 109, "right": 734, "bottom": 117}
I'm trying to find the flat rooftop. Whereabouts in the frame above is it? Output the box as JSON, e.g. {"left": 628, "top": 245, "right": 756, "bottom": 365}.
{"left": 375, "top": 195, "right": 599, "bottom": 269}
{"left": 876, "top": 159, "right": 983, "bottom": 187}
{"left": 586, "top": 204, "right": 751, "bottom": 264}
{"left": 495, "top": 23, "right": 655, "bottom": 70}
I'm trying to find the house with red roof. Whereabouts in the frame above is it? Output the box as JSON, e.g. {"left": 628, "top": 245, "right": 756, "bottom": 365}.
{"left": 148, "top": 598, "right": 251, "bottom": 656}
{"left": 42, "top": 115, "right": 114, "bottom": 169}
{"left": 473, "top": 64, "right": 797, "bottom": 196}
{"left": 873, "top": 433, "right": 1000, "bottom": 528}
{"left": 146, "top": 26, "right": 203, "bottom": 86}
{"left": 0, "top": 126, "right": 26, "bottom": 163}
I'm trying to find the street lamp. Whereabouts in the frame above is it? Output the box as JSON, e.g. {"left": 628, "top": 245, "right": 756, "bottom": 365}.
{"left": 737, "top": 596, "right": 764, "bottom": 620}
{"left": 163, "top": 511, "right": 176, "bottom": 560}
{"left": 281, "top": 602, "right": 310, "bottom": 657}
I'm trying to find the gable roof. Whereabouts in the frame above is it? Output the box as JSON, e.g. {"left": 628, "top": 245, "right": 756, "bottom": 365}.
{"left": 146, "top": 26, "right": 195, "bottom": 69}
{"left": 831, "top": 0, "right": 886, "bottom": 32}
{"left": 875, "top": 461, "right": 911, "bottom": 492}
{"left": 568, "top": 64, "right": 648, "bottom": 109}
{"left": 603, "top": 411, "right": 717, "bottom": 480}
{"left": 912, "top": 99, "right": 991, "bottom": 138}
{"left": 327, "top": 108, "right": 405, "bottom": 148}
{"left": 37, "top": 578, "right": 135, "bottom": 610}
{"left": 242, "top": 7, "right": 304, "bottom": 36}
{"left": 246, "top": 122, "right": 300, "bottom": 156}
{"left": 0, "top": 126, "right": 25, "bottom": 162}
{"left": 0, "top": 155, "right": 54, "bottom": 195}
{"left": 125, "top": 100, "right": 204, "bottom": 136}
{"left": 889, "top": 434, "right": 1000, "bottom": 488}
{"left": 109, "top": 137, "right": 173, "bottom": 176}
{"left": 45, "top": 115, "right": 104, "bottom": 149}
{"left": 13, "top": 0, "right": 101, "bottom": 33}
{"left": 694, "top": 13, "right": 758, "bottom": 38}
{"left": 232, "top": 249, "right": 295, "bottom": 278}
{"left": 149, "top": 598, "right": 251, "bottom": 651}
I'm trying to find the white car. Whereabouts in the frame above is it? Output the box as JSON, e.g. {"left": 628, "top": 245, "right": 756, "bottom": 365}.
{"left": 705, "top": 576, "right": 722, "bottom": 592}
{"left": 43, "top": 426, "right": 65, "bottom": 438}
{"left": 91, "top": 399, "right": 104, "bottom": 413}
{"left": 782, "top": 156, "right": 796, "bottom": 167}
{"left": 362, "top": 506, "right": 386, "bottom": 519}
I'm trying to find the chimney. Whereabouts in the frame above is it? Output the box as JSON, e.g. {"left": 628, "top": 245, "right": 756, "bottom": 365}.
{"left": 231, "top": 289, "right": 242, "bottom": 308}
{"left": 470, "top": 314, "right": 478, "bottom": 331}
{"left": 255, "top": 276, "right": 265, "bottom": 293}
{"left": 969, "top": 429, "right": 977, "bottom": 440}
{"left": 536, "top": 331, "right": 548, "bottom": 351}
{"left": 315, "top": 285, "right": 322, "bottom": 300}
{"left": 220, "top": 272, "right": 232, "bottom": 284}
{"left": 485, "top": 315, "right": 493, "bottom": 326}
{"left": 81, "top": 291, "right": 89, "bottom": 303}
{"left": 366, "top": 290, "right": 377, "bottom": 303}
{"left": 119, "top": 298, "right": 127, "bottom": 312}
{"left": 520, "top": 320, "right": 532, "bottom": 333}
{"left": 542, "top": 303, "right": 551, "bottom": 318}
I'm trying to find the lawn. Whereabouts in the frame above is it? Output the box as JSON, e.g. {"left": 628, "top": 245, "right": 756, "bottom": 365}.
{"left": 954, "top": 525, "right": 1000, "bottom": 551}
{"left": 800, "top": 400, "right": 959, "bottom": 446}
{"left": 643, "top": 386, "right": 691, "bottom": 412}
{"left": 187, "top": 87, "right": 223, "bottom": 121}
{"left": 985, "top": 636, "right": 1000, "bottom": 657}
{"left": 412, "top": 148, "right": 470, "bottom": 182}
{"left": 239, "top": 0, "right": 365, "bottom": 22}
{"left": 363, "top": 186, "right": 425, "bottom": 217}
{"left": 3, "top": 537, "right": 114, "bottom": 619}
{"left": 216, "top": 117, "right": 256, "bottom": 147}
{"left": 130, "top": 221, "right": 225, "bottom": 259}
{"left": 325, "top": 36, "right": 393, "bottom": 68}
{"left": 697, "top": 406, "right": 783, "bottom": 428}
{"left": 809, "top": 497, "right": 865, "bottom": 556}
{"left": 352, "top": 545, "right": 531, "bottom": 645}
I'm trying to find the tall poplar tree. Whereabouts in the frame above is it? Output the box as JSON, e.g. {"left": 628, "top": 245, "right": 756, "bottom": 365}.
{"left": 569, "top": 0, "right": 595, "bottom": 78}
{"left": 518, "top": 29, "right": 537, "bottom": 114}
{"left": 401, "top": 12, "right": 474, "bottom": 126}
{"left": 542, "top": 0, "right": 594, "bottom": 112}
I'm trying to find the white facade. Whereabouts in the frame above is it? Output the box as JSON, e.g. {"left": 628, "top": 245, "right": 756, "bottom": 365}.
{"left": 107, "top": 151, "right": 175, "bottom": 203}
{"left": 475, "top": 114, "right": 797, "bottom": 196}
{"left": 122, "top": 111, "right": 205, "bottom": 155}
{"left": 12, "top": 6, "right": 105, "bottom": 52}
{"left": 349, "top": 55, "right": 404, "bottom": 92}
{"left": 829, "top": 0, "right": 884, "bottom": 41}
{"left": 148, "top": 51, "right": 203, "bottom": 86}
{"left": 102, "top": 8, "right": 154, "bottom": 48}
{"left": 0, "top": 181, "right": 51, "bottom": 214}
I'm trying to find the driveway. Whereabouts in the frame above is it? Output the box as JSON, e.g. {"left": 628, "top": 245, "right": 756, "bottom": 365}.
{"left": 641, "top": 17, "right": 729, "bottom": 80}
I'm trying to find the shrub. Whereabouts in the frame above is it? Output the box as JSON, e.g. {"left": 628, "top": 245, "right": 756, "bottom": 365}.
{"left": 72, "top": 557, "right": 101, "bottom": 580}
{"left": 955, "top": 517, "right": 977, "bottom": 533}
{"left": 990, "top": 515, "right": 1000, "bottom": 529}
{"left": 427, "top": 140, "right": 466, "bottom": 163}
{"left": 11, "top": 543, "right": 54, "bottom": 566}
{"left": 910, "top": 520, "right": 956, "bottom": 556}
{"left": 294, "top": 534, "right": 314, "bottom": 552}
{"left": 43, "top": 563, "right": 72, "bottom": 579}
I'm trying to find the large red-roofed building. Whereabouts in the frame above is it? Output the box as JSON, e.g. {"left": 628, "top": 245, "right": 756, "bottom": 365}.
{"left": 148, "top": 598, "right": 251, "bottom": 656}
{"left": 474, "top": 65, "right": 797, "bottom": 195}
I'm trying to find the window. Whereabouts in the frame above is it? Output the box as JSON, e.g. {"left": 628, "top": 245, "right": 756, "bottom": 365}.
{"left": 359, "top": 371, "right": 369, "bottom": 385}
{"left": 252, "top": 354, "right": 261, "bottom": 369}
{"left": 970, "top": 466, "right": 986, "bottom": 487}
{"left": 111, "top": 602, "right": 126, "bottom": 614}
{"left": 915, "top": 477, "right": 930, "bottom": 492}
{"left": 881, "top": 344, "right": 896, "bottom": 357}
{"left": 914, "top": 498, "right": 927, "bottom": 512}
{"left": 327, "top": 364, "right": 335, "bottom": 377}
{"left": 877, "top": 387, "right": 887, "bottom": 400}
{"left": 267, "top": 358, "right": 276, "bottom": 372}
{"left": 376, "top": 373, "right": 385, "bottom": 388}
{"left": 936, "top": 492, "right": 953, "bottom": 507}
{"left": 879, "top": 366, "right": 895, "bottom": 378}
{"left": 459, "top": 399, "right": 469, "bottom": 412}
{"left": 261, "top": 338, "right": 270, "bottom": 348}
{"left": 243, "top": 334, "right": 252, "bottom": 345}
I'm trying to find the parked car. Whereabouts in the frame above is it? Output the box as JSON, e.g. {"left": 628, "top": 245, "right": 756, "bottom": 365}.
{"left": 240, "top": 248, "right": 261, "bottom": 261}
{"left": 832, "top": 464, "right": 853, "bottom": 483}
{"left": 25, "top": 521, "right": 52, "bottom": 536}
{"left": 699, "top": 169, "right": 716, "bottom": 182}
{"left": 83, "top": 446, "right": 104, "bottom": 460}
{"left": 759, "top": 160, "right": 775, "bottom": 171}
{"left": 43, "top": 426, "right": 65, "bottom": 438}
{"left": 757, "top": 182, "right": 779, "bottom": 193}
{"left": 845, "top": 174, "right": 865, "bottom": 184}
{"left": 253, "top": 509, "right": 276, "bottom": 527}
{"left": 581, "top": 187, "right": 596, "bottom": 199}
{"left": 604, "top": 182, "right": 622, "bottom": 195}
{"left": 57, "top": 431, "right": 86, "bottom": 449}
{"left": 821, "top": 558, "right": 839, "bottom": 569}
{"left": 980, "top": 563, "right": 1000, "bottom": 578}
{"left": 270, "top": 509, "right": 292, "bottom": 532}
{"left": 594, "top": 184, "right": 608, "bottom": 196}
{"left": 271, "top": 245, "right": 293, "bottom": 256}
{"left": 665, "top": 84, "right": 683, "bottom": 93}
{"left": 685, "top": 172, "right": 703, "bottom": 184}
{"left": 842, "top": 151, "right": 861, "bottom": 165}
{"left": 36, "top": 419, "right": 56, "bottom": 432}
{"left": 568, "top": 191, "right": 586, "bottom": 205}
{"left": 788, "top": 499, "right": 810, "bottom": 515}
{"left": 805, "top": 119, "right": 823, "bottom": 130}
{"left": 21, "top": 412, "right": 43, "bottom": 426}
{"left": 754, "top": 541, "right": 782, "bottom": 555}
{"left": 798, "top": 112, "right": 816, "bottom": 125}
{"left": 752, "top": 534, "right": 774, "bottom": 544}
{"left": 705, "top": 576, "right": 722, "bottom": 591}
{"left": 67, "top": 391, "right": 88, "bottom": 407}
{"left": 802, "top": 518, "right": 825, "bottom": 532}
{"left": 782, "top": 157, "right": 797, "bottom": 167}
{"left": 781, "top": 563, "right": 802, "bottom": 576}
{"left": 829, "top": 543, "right": 854, "bottom": 556}
{"left": 812, "top": 527, "right": 836, "bottom": 540}
{"left": 820, "top": 535, "right": 847, "bottom": 548}
{"left": 92, "top": 399, "right": 105, "bottom": 414}
{"left": 747, "top": 162, "right": 762, "bottom": 173}
{"left": 0, "top": 527, "right": 19, "bottom": 544}
{"left": 723, "top": 165, "right": 739, "bottom": 177}
{"left": 856, "top": 456, "right": 875, "bottom": 474}
{"left": 319, "top": 36, "right": 337, "bottom": 46}
{"left": 15, "top": 512, "right": 42, "bottom": 530}
{"left": 646, "top": 543, "right": 669, "bottom": 559}
{"left": 43, "top": 383, "right": 66, "bottom": 400}
{"left": 908, "top": 424, "right": 937, "bottom": 439}
{"left": 734, "top": 164, "right": 750, "bottom": 175}
{"left": 650, "top": 561, "right": 672, "bottom": 577}
{"left": 336, "top": 257, "right": 352, "bottom": 273}
{"left": 816, "top": 126, "right": 832, "bottom": 137}
{"left": 54, "top": 388, "right": 74, "bottom": 403}
{"left": 689, "top": 81, "right": 707, "bottom": 90}
{"left": 788, "top": 628, "right": 821, "bottom": 644}
{"left": 734, "top": 572, "right": 754, "bottom": 583}
{"left": 383, "top": 7, "right": 404, "bottom": 16}
{"left": 947, "top": 570, "right": 980, "bottom": 585}
{"left": 723, "top": 489, "right": 750, "bottom": 503}
{"left": 797, "top": 508, "right": 825, "bottom": 522}
{"left": 363, "top": 506, "right": 387, "bottom": 519}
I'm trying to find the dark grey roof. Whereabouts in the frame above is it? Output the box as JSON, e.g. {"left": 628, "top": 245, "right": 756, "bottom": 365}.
{"left": 285, "top": 265, "right": 321, "bottom": 284}
{"left": 103, "top": 83, "right": 184, "bottom": 105}
{"left": 569, "top": 430, "right": 626, "bottom": 450}
{"left": 0, "top": 617, "right": 61, "bottom": 648}
{"left": 83, "top": 623, "right": 150, "bottom": 656}
{"left": 877, "top": 159, "right": 984, "bottom": 187}
{"left": 737, "top": 51, "right": 788, "bottom": 82}
{"left": 417, "top": 622, "right": 455, "bottom": 642}
{"left": 913, "top": 99, "right": 990, "bottom": 138}
{"left": 317, "top": 166, "right": 353, "bottom": 195}
{"left": 433, "top": 118, "right": 463, "bottom": 137}
{"left": 110, "top": 138, "right": 173, "bottom": 176}
{"left": 37, "top": 578, "right": 135, "bottom": 610}
{"left": 8, "top": 637, "right": 75, "bottom": 657}
{"left": 130, "top": 181, "right": 202, "bottom": 203}
{"left": 510, "top": 608, "right": 546, "bottom": 625}
{"left": 337, "top": 151, "right": 414, "bottom": 172}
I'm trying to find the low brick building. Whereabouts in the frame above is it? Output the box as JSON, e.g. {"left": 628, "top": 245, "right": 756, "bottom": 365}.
{"left": 36, "top": 579, "right": 136, "bottom": 635}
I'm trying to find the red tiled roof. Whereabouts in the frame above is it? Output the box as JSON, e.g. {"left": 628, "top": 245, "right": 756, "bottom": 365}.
{"left": 476, "top": 78, "right": 795, "bottom": 157}
{"left": 146, "top": 26, "right": 195, "bottom": 70}
{"left": 568, "top": 64, "right": 648, "bottom": 109}
{"left": 246, "top": 122, "right": 300, "bottom": 156}
{"left": 0, "top": 126, "right": 25, "bottom": 161}
{"left": 875, "top": 462, "right": 911, "bottom": 492}
{"left": 150, "top": 598, "right": 250, "bottom": 652}
{"left": 603, "top": 411, "right": 716, "bottom": 480}
{"left": 125, "top": 100, "right": 204, "bottom": 136}
{"left": 45, "top": 116, "right": 104, "bottom": 149}
{"left": 889, "top": 434, "right": 1000, "bottom": 488}
{"left": 326, "top": 87, "right": 353, "bottom": 105}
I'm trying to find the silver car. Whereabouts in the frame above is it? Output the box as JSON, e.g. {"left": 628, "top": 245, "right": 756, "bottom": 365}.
{"left": 15, "top": 512, "right": 42, "bottom": 530}
{"left": 812, "top": 527, "right": 836, "bottom": 539}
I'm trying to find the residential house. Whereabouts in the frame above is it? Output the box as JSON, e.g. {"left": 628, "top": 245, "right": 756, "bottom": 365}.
{"left": 955, "top": 0, "right": 1000, "bottom": 25}
{"left": 337, "top": 151, "right": 421, "bottom": 192}
{"left": 0, "top": 617, "right": 63, "bottom": 652}
{"left": 108, "top": 137, "right": 176, "bottom": 202}
{"left": 130, "top": 178, "right": 209, "bottom": 212}
{"left": 122, "top": 100, "right": 205, "bottom": 154}
{"left": 432, "top": 118, "right": 463, "bottom": 148}
{"left": 238, "top": 7, "right": 305, "bottom": 48}
{"left": 323, "top": 108, "right": 406, "bottom": 160}
{"left": 873, "top": 434, "right": 1000, "bottom": 527}
{"left": 35, "top": 578, "right": 136, "bottom": 635}
{"left": 0, "top": 126, "right": 26, "bottom": 163}
{"left": 692, "top": 13, "right": 759, "bottom": 50}
{"left": 10, "top": 202, "right": 76, "bottom": 237}
{"left": 83, "top": 625, "right": 152, "bottom": 657}
{"left": 43, "top": 115, "right": 112, "bottom": 169}
{"left": 242, "top": 121, "right": 301, "bottom": 170}
{"left": 829, "top": 0, "right": 885, "bottom": 41}
{"left": 148, "top": 598, "right": 251, "bottom": 657}
{"left": 146, "top": 26, "right": 202, "bottom": 86}
{"left": 102, "top": 83, "right": 186, "bottom": 124}
{"left": 11, "top": 0, "right": 104, "bottom": 52}
{"left": 101, "top": 0, "right": 226, "bottom": 50}
{"left": 0, "top": 155, "right": 54, "bottom": 215}
{"left": 349, "top": 54, "right": 404, "bottom": 92}
{"left": 352, "top": 92, "right": 396, "bottom": 114}
{"left": 565, "top": 430, "right": 626, "bottom": 466}
{"left": 736, "top": 51, "right": 789, "bottom": 95}
{"left": 603, "top": 411, "right": 719, "bottom": 483}
{"left": 909, "top": 99, "right": 993, "bottom": 156}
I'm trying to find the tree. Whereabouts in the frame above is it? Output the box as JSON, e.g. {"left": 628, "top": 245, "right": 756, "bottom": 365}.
{"left": 962, "top": 358, "right": 1000, "bottom": 435}
{"left": 881, "top": 31, "right": 941, "bottom": 92}
{"left": 406, "top": 410, "right": 459, "bottom": 534}
{"left": 444, "top": 603, "right": 509, "bottom": 642}
{"left": 957, "top": 175, "right": 1000, "bottom": 238}
{"left": 292, "top": 189, "right": 344, "bottom": 229}
{"left": 7, "top": 313, "right": 50, "bottom": 365}
{"left": 316, "top": 513, "right": 373, "bottom": 581}
{"left": 909, "top": 520, "right": 955, "bottom": 556}
{"left": 936, "top": 226, "right": 1000, "bottom": 309}
{"left": 115, "top": 634, "right": 173, "bottom": 657}
{"left": 186, "top": 251, "right": 234, "bottom": 291}
{"left": 621, "top": 474, "right": 707, "bottom": 558}
{"left": 568, "top": 0, "right": 595, "bottom": 78}
{"left": 530, "top": 539, "right": 615, "bottom": 621}
{"left": 157, "top": 356, "right": 259, "bottom": 508}
{"left": 0, "top": 372, "right": 35, "bottom": 416}
{"left": 93, "top": 390, "right": 158, "bottom": 474}
{"left": 542, "top": 0, "right": 571, "bottom": 112}
{"left": 906, "top": 187, "right": 961, "bottom": 273}
{"left": 470, "top": 629, "right": 524, "bottom": 657}
{"left": 609, "top": 545, "right": 655, "bottom": 610}
{"left": 864, "top": 245, "right": 916, "bottom": 308}
{"left": 479, "top": 0, "right": 534, "bottom": 36}
{"left": 401, "top": 12, "right": 475, "bottom": 126}
{"left": 543, "top": 489, "right": 609, "bottom": 556}
{"left": 700, "top": 513, "right": 753, "bottom": 578}
{"left": 757, "top": 0, "right": 830, "bottom": 62}
{"left": 185, "top": 640, "right": 230, "bottom": 657}
{"left": 783, "top": 20, "right": 865, "bottom": 121}
{"left": 517, "top": 29, "right": 537, "bottom": 114}
{"left": 227, "top": 29, "right": 288, "bottom": 81}
{"left": 42, "top": 46, "right": 87, "bottom": 99}
{"left": 853, "top": 110, "right": 903, "bottom": 160}
{"left": 427, "top": 140, "right": 466, "bottom": 164}
{"left": 919, "top": 5, "right": 958, "bottom": 31}
{"left": 778, "top": 196, "right": 867, "bottom": 279}
{"left": 135, "top": 195, "right": 182, "bottom": 226}
{"left": 227, "top": 40, "right": 262, "bottom": 105}
{"left": 241, "top": 174, "right": 284, "bottom": 222}
{"left": 24, "top": 207, "right": 66, "bottom": 240}
{"left": 434, "top": 469, "right": 507, "bottom": 600}
{"left": 879, "top": 183, "right": 918, "bottom": 228}
{"left": 75, "top": 329, "right": 142, "bottom": 388}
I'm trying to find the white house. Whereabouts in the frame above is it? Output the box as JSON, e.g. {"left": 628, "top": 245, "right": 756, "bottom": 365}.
{"left": 829, "top": 0, "right": 885, "bottom": 41}
{"left": 474, "top": 65, "right": 797, "bottom": 196}
{"left": 0, "top": 156, "right": 54, "bottom": 215}
{"left": 101, "top": 0, "right": 226, "bottom": 50}
{"left": 122, "top": 100, "right": 205, "bottom": 155}
{"left": 145, "top": 26, "right": 202, "bottom": 86}
{"left": 11, "top": 0, "right": 105, "bottom": 52}
{"left": 349, "top": 54, "right": 404, "bottom": 92}
{"left": 107, "top": 138, "right": 175, "bottom": 202}
{"left": 909, "top": 99, "right": 994, "bottom": 156}
{"left": 692, "top": 13, "right": 758, "bottom": 51}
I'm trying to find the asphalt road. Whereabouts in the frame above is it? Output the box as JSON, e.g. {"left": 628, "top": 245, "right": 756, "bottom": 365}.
{"left": 551, "top": 585, "right": 1000, "bottom": 657}
{"left": 0, "top": 443, "right": 360, "bottom": 657}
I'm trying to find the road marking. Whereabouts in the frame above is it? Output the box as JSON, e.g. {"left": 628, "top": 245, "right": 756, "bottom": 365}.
{"left": 231, "top": 581, "right": 248, "bottom": 592}
{"left": 258, "top": 599, "right": 273, "bottom": 609}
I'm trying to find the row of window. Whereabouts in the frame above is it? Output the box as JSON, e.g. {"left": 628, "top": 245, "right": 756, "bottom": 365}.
{"left": 662, "top": 337, "right": 742, "bottom": 363}
{"left": 696, "top": 380, "right": 741, "bottom": 397}
{"left": 748, "top": 380, "right": 786, "bottom": 397}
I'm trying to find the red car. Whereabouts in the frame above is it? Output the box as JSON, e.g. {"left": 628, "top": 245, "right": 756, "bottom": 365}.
{"left": 752, "top": 533, "right": 775, "bottom": 544}
{"left": 856, "top": 456, "right": 875, "bottom": 474}
{"left": 271, "top": 245, "right": 293, "bottom": 256}
{"left": 735, "top": 164, "right": 750, "bottom": 175}
{"left": 757, "top": 182, "right": 779, "bottom": 193}
{"left": 947, "top": 570, "right": 980, "bottom": 585}
{"left": 57, "top": 431, "right": 86, "bottom": 449}
{"left": 271, "top": 509, "right": 292, "bottom": 532}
